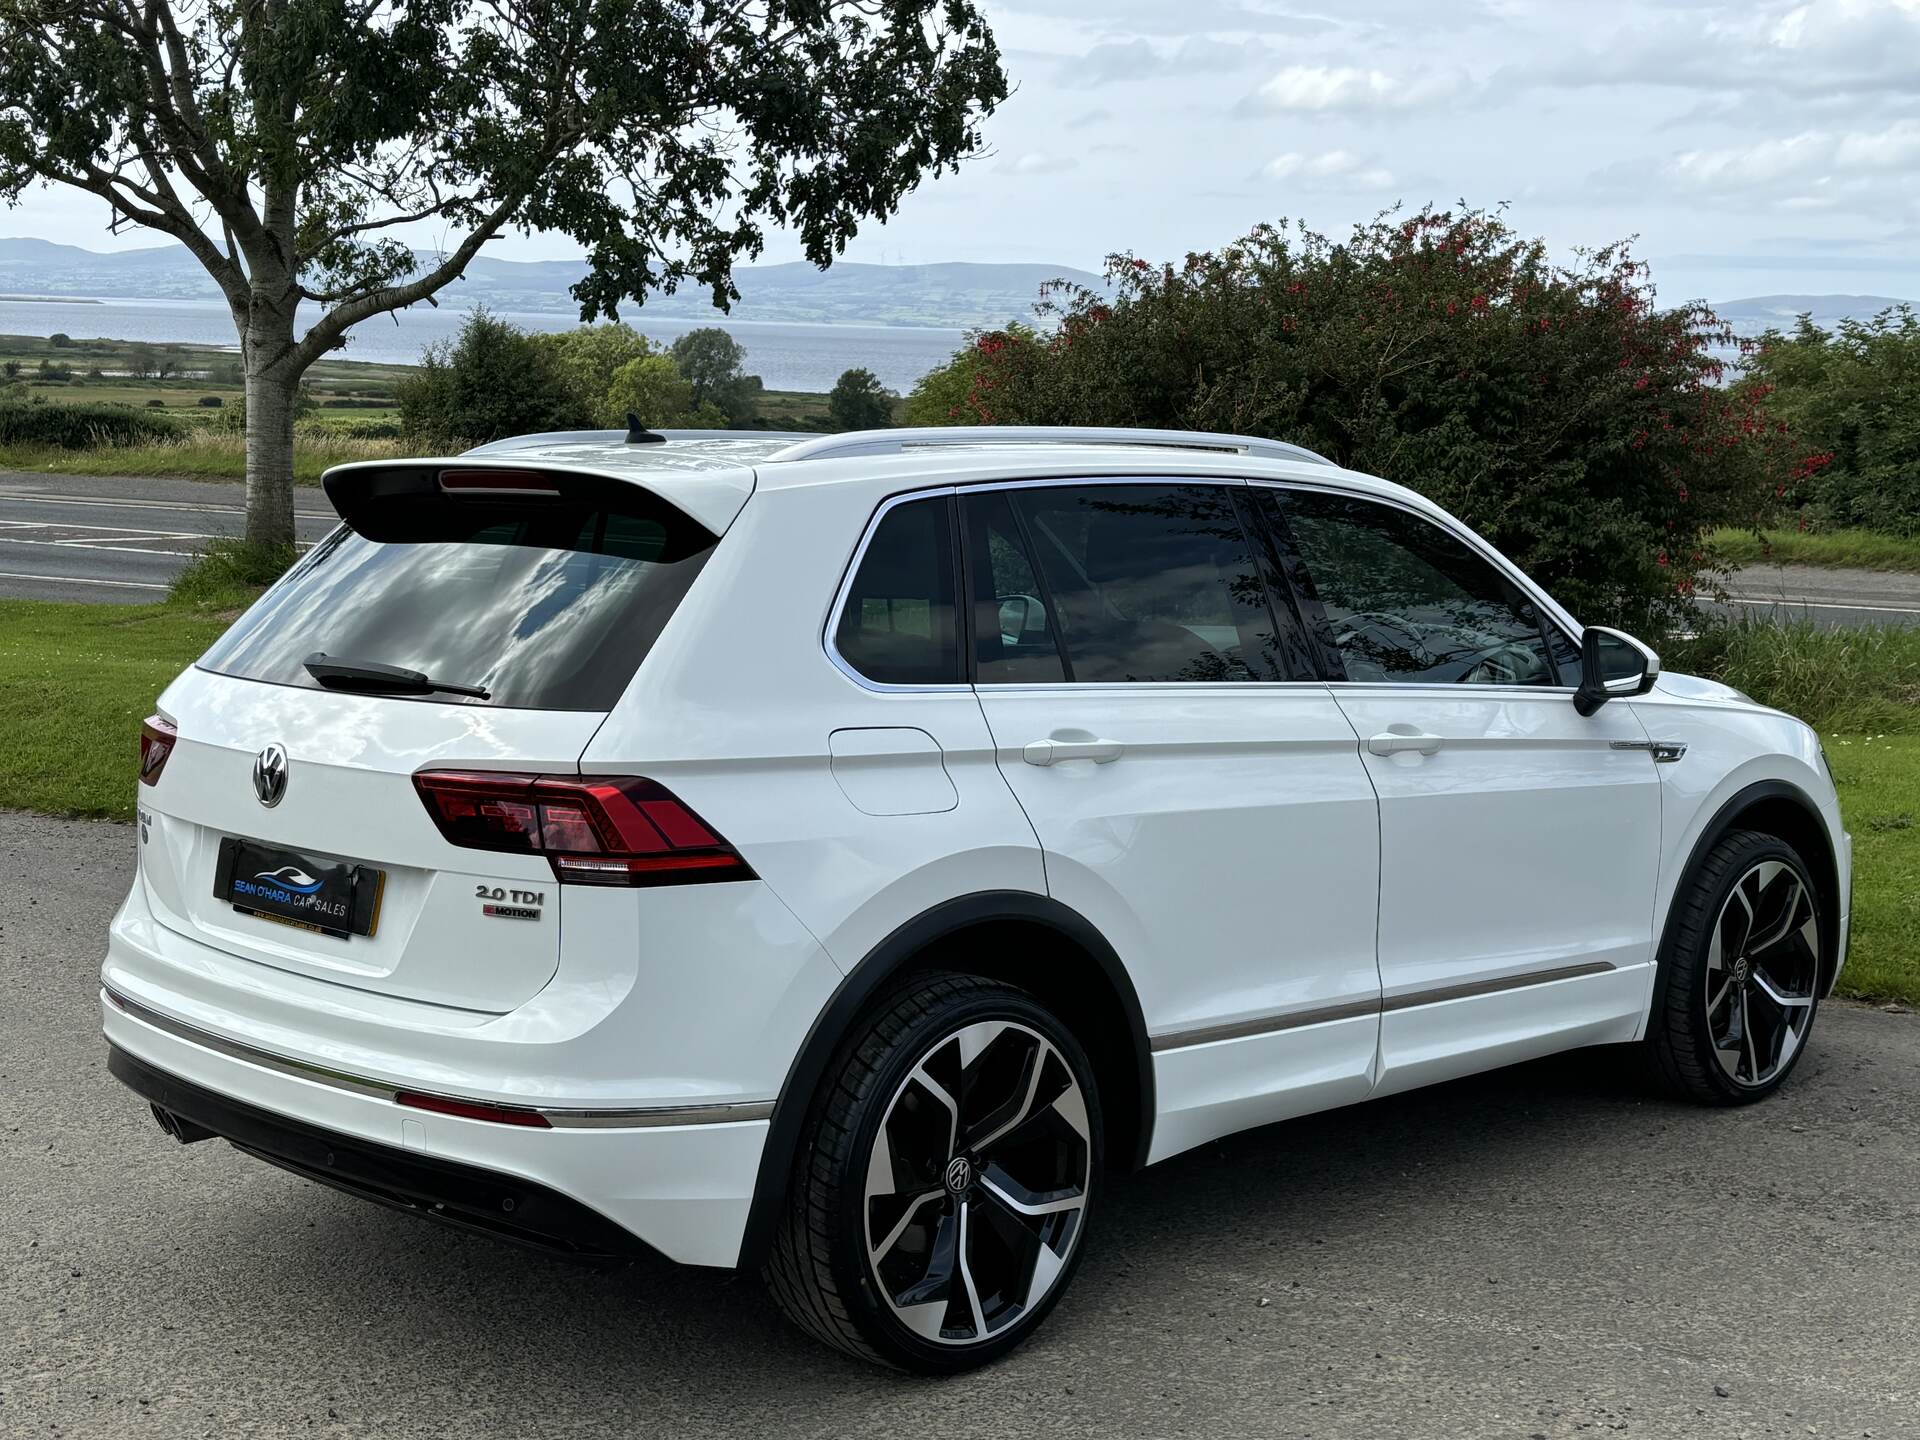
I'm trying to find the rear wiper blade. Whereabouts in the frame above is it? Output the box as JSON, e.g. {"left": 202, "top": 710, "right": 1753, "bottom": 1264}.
{"left": 303, "top": 652, "right": 490, "bottom": 700}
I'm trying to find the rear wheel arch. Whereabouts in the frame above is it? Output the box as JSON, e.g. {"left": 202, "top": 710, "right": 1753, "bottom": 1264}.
{"left": 737, "top": 891, "right": 1154, "bottom": 1270}
{"left": 1659, "top": 779, "right": 1841, "bottom": 996}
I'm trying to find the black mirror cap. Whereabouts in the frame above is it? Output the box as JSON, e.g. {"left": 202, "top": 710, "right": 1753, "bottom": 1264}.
{"left": 1574, "top": 626, "right": 1661, "bottom": 717}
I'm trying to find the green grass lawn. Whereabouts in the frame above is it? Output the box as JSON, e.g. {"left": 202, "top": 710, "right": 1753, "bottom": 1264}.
{"left": 1821, "top": 733, "right": 1920, "bottom": 1006}
{"left": 2, "top": 592, "right": 1914, "bottom": 1006}
{"left": 0, "top": 600, "right": 229, "bottom": 819}
{"left": 1711, "top": 526, "right": 1920, "bottom": 572}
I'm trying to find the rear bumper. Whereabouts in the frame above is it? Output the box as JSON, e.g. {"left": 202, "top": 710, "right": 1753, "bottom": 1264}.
{"left": 110, "top": 1045, "right": 654, "bottom": 1264}
{"left": 103, "top": 988, "right": 771, "bottom": 1267}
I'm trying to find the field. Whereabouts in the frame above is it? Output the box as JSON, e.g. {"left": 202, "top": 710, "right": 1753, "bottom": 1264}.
{"left": 1710, "top": 526, "right": 1920, "bottom": 573}
{"left": 0, "top": 329, "right": 844, "bottom": 480}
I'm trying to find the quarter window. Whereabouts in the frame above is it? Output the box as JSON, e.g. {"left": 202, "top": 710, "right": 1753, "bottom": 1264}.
{"left": 968, "top": 483, "right": 1287, "bottom": 684}
{"left": 1278, "top": 490, "right": 1563, "bottom": 687}
{"left": 834, "top": 496, "right": 962, "bottom": 686}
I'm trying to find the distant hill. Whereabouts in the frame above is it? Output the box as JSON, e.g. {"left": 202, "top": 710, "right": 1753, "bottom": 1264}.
{"left": 0, "top": 238, "right": 1100, "bottom": 330}
{"left": 1710, "top": 294, "right": 1913, "bottom": 339}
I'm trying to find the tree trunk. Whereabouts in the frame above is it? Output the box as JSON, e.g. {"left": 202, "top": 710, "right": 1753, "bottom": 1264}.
{"left": 241, "top": 322, "right": 299, "bottom": 550}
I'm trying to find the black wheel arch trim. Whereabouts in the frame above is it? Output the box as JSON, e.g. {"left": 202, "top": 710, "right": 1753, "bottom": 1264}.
{"left": 1656, "top": 778, "right": 1841, "bottom": 995}
{"left": 737, "top": 890, "right": 1154, "bottom": 1270}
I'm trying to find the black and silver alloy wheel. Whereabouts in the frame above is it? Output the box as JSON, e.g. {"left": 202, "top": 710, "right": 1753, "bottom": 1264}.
{"left": 1704, "top": 858, "right": 1820, "bottom": 1088}
{"left": 766, "top": 974, "right": 1103, "bottom": 1372}
{"left": 864, "top": 1020, "right": 1091, "bottom": 1346}
{"left": 1645, "top": 828, "right": 1825, "bottom": 1105}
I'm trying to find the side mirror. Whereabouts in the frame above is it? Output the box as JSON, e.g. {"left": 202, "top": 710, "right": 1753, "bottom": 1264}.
{"left": 1573, "top": 626, "right": 1660, "bottom": 717}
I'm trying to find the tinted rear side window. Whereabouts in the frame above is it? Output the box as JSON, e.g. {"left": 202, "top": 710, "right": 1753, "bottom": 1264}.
{"left": 198, "top": 483, "right": 715, "bottom": 711}
{"left": 833, "top": 496, "right": 962, "bottom": 686}
{"left": 995, "top": 483, "right": 1285, "bottom": 683}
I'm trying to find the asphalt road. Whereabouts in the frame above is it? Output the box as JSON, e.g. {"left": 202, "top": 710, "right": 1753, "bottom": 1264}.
{"left": 3, "top": 814, "right": 1918, "bottom": 1438}
{"left": 0, "top": 473, "right": 338, "bottom": 603}
{"left": 4, "top": 471, "right": 1920, "bottom": 630}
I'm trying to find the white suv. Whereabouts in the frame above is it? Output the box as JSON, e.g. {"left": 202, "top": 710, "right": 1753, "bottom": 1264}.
{"left": 106, "top": 426, "right": 1850, "bottom": 1371}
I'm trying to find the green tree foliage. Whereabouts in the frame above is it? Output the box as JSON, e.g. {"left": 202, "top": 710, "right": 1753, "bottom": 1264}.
{"left": 605, "top": 354, "right": 727, "bottom": 429}
{"left": 536, "top": 324, "right": 659, "bottom": 425}
{"left": 395, "top": 311, "right": 589, "bottom": 443}
{"left": 1735, "top": 307, "right": 1920, "bottom": 536}
{"left": 828, "top": 367, "right": 896, "bottom": 432}
{"left": 0, "top": 1, "right": 1006, "bottom": 546}
{"left": 670, "top": 328, "right": 756, "bottom": 422}
{"left": 912, "top": 208, "right": 1804, "bottom": 631}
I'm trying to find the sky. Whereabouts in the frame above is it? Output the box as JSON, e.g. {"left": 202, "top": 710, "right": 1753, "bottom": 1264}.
{"left": 16, "top": 0, "right": 1920, "bottom": 306}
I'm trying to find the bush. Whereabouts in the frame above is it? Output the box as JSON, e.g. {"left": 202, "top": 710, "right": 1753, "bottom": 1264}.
{"left": 0, "top": 400, "right": 179, "bottom": 447}
{"left": 605, "top": 354, "right": 726, "bottom": 428}
{"left": 911, "top": 208, "right": 1809, "bottom": 633}
{"left": 145, "top": 398, "right": 166, "bottom": 408}
{"left": 396, "top": 309, "right": 591, "bottom": 443}
{"left": 169, "top": 538, "right": 296, "bottom": 609}
{"left": 1665, "top": 618, "right": 1920, "bottom": 733}
{"left": 1734, "top": 307, "right": 1920, "bottom": 535}
{"left": 35, "top": 358, "right": 72, "bottom": 381}
{"left": 828, "top": 367, "right": 895, "bottom": 431}
{"left": 197, "top": 395, "right": 223, "bottom": 407}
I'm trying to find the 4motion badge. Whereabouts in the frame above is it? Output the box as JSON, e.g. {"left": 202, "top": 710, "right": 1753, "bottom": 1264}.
{"left": 477, "top": 884, "right": 545, "bottom": 921}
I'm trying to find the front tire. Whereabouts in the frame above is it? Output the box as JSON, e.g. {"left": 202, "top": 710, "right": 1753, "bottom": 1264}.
{"left": 1644, "top": 829, "right": 1824, "bottom": 1104}
{"left": 765, "top": 973, "right": 1102, "bottom": 1373}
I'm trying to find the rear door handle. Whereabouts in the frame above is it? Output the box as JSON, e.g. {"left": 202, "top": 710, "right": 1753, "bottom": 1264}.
{"left": 1367, "top": 731, "right": 1443, "bottom": 757}
{"left": 1023, "top": 738, "right": 1124, "bottom": 766}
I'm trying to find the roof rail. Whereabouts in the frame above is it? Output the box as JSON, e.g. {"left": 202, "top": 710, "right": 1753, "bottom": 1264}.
{"left": 765, "top": 426, "right": 1334, "bottom": 467}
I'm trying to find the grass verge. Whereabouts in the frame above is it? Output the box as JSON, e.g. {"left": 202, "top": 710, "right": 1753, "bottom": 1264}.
{"left": 1820, "top": 735, "right": 1920, "bottom": 1006}
{"left": 1711, "top": 526, "right": 1920, "bottom": 572}
{"left": 0, "top": 431, "right": 412, "bottom": 483}
{"left": 0, "top": 600, "right": 231, "bottom": 819}
{"left": 1664, "top": 619, "right": 1920, "bottom": 734}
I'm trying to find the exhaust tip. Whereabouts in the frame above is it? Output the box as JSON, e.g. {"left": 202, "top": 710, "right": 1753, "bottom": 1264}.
{"left": 150, "top": 1103, "right": 216, "bottom": 1145}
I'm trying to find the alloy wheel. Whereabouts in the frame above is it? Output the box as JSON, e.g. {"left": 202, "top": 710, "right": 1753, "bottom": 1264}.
{"left": 1705, "top": 859, "right": 1820, "bottom": 1088}
{"left": 863, "top": 1019, "right": 1091, "bottom": 1347}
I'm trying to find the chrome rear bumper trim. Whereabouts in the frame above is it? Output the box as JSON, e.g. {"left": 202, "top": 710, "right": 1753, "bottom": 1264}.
{"left": 102, "top": 987, "right": 773, "bottom": 1128}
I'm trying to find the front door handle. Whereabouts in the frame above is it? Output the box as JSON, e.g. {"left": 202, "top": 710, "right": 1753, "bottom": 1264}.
{"left": 1023, "top": 737, "right": 1124, "bottom": 766}
{"left": 1367, "top": 730, "right": 1444, "bottom": 757}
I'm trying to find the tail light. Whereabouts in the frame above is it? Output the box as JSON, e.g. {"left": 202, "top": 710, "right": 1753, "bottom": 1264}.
{"left": 412, "top": 771, "right": 754, "bottom": 887}
{"left": 138, "top": 715, "right": 177, "bottom": 786}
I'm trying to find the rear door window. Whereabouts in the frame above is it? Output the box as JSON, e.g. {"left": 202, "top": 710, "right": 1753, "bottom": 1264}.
{"left": 198, "top": 477, "right": 716, "bottom": 711}
{"left": 970, "top": 483, "right": 1288, "bottom": 684}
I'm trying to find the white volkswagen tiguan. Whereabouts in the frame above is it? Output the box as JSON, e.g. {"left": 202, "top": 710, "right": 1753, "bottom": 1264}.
{"left": 105, "top": 426, "right": 1850, "bottom": 1371}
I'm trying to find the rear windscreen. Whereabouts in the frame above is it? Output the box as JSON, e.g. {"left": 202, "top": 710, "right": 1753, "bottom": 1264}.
{"left": 197, "top": 479, "right": 717, "bottom": 711}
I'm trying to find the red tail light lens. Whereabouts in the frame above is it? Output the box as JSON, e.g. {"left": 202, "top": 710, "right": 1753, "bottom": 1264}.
{"left": 412, "top": 771, "right": 754, "bottom": 887}
{"left": 138, "top": 715, "right": 177, "bottom": 786}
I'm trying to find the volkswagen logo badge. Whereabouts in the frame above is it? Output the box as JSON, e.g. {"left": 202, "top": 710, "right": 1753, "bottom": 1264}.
{"left": 943, "top": 1155, "right": 974, "bottom": 1195}
{"left": 252, "top": 743, "right": 289, "bottom": 808}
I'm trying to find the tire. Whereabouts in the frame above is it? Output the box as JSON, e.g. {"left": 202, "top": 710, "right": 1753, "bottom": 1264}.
{"left": 1643, "top": 829, "right": 1825, "bottom": 1105}
{"left": 764, "top": 973, "right": 1103, "bottom": 1373}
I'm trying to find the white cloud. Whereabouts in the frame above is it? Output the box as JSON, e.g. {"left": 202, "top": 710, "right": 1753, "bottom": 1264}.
{"left": 998, "top": 153, "right": 1079, "bottom": 177}
{"left": 1244, "top": 63, "right": 1469, "bottom": 113}
{"left": 1664, "top": 120, "right": 1920, "bottom": 193}
{"left": 1066, "top": 36, "right": 1268, "bottom": 87}
{"left": 1261, "top": 149, "right": 1396, "bottom": 189}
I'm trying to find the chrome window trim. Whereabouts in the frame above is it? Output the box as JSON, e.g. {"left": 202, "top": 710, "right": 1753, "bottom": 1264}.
{"left": 822, "top": 472, "right": 1587, "bottom": 696}
{"left": 103, "top": 987, "right": 775, "bottom": 1128}
{"left": 1149, "top": 960, "right": 1618, "bottom": 1052}
{"left": 1244, "top": 475, "right": 1586, "bottom": 655}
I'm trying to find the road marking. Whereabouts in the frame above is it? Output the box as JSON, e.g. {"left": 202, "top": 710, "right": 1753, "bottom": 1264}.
{"left": 1725, "top": 596, "right": 1920, "bottom": 617}
{"left": 0, "top": 492, "right": 333, "bottom": 522}
{"left": 0, "top": 535, "right": 198, "bottom": 557}
{"left": 0, "top": 569, "right": 168, "bottom": 590}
